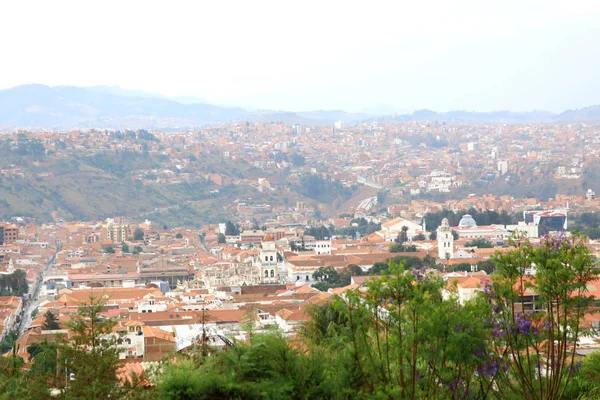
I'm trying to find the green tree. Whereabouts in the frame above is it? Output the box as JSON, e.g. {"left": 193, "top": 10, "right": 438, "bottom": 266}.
{"left": 0, "top": 344, "right": 50, "bottom": 399}
{"left": 224, "top": 221, "right": 240, "bottom": 236}
{"left": 482, "top": 235, "right": 599, "bottom": 400}
{"left": 101, "top": 245, "right": 115, "bottom": 254}
{"left": 27, "top": 340, "right": 58, "bottom": 378}
{"left": 133, "top": 228, "right": 145, "bottom": 241}
{"left": 60, "top": 296, "right": 122, "bottom": 400}
{"left": 217, "top": 233, "right": 226, "bottom": 243}
{"left": 413, "top": 233, "right": 426, "bottom": 241}
{"left": 389, "top": 243, "right": 417, "bottom": 253}
{"left": 121, "top": 242, "right": 130, "bottom": 253}
{"left": 41, "top": 310, "right": 60, "bottom": 330}
{"left": 175, "top": 232, "right": 183, "bottom": 239}
{"left": 465, "top": 238, "right": 494, "bottom": 248}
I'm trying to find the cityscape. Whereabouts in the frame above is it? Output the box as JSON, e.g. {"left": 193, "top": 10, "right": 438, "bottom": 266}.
{"left": 1, "top": 1, "right": 600, "bottom": 399}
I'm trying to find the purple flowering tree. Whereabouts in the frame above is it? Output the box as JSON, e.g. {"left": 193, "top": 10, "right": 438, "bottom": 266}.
{"left": 481, "top": 234, "right": 598, "bottom": 400}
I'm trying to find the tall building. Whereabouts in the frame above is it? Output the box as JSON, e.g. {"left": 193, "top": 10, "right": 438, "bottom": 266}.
{"left": 104, "top": 221, "right": 129, "bottom": 243}
{"left": 437, "top": 218, "right": 454, "bottom": 259}
{"left": 0, "top": 223, "right": 19, "bottom": 246}
{"left": 258, "top": 233, "right": 279, "bottom": 284}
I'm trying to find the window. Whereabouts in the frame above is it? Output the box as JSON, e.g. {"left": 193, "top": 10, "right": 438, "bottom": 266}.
{"left": 264, "top": 270, "right": 268, "bottom": 277}
{"left": 306, "top": 275, "right": 309, "bottom": 281}
{"left": 270, "top": 270, "right": 274, "bottom": 277}
{"left": 270, "top": 256, "right": 273, "bottom": 261}
{"left": 265, "top": 256, "right": 268, "bottom": 262}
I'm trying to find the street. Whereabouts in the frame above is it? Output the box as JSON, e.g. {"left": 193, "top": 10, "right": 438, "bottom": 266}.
{"left": 17, "top": 250, "right": 57, "bottom": 336}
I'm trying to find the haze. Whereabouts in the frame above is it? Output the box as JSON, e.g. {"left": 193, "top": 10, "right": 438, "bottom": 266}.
{"left": 1, "top": 0, "right": 599, "bottom": 113}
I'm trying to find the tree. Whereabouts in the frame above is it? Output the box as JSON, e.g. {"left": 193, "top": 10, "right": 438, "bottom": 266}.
{"left": 395, "top": 226, "right": 409, "bottom": 243}
{"left": 121, "top": 243, "right": 129, "bottom": 253}
{"left": 175, "top": 232, "right": 183, "bottom": 239}
{"left": 389, "top": 243, "right": 417, "bottom": 253}
{"left": 224, "top": 221, "right": 240, "bottom": 236}
{"left": 101, "top": 245, "right": 115, "bottom": 254}
{"left": 60, "top": 296, "right": 122, "bottom": 399}
{"left": 41, "top": 311, "right": 60, "bottom": 330}
{"left": 465, "top": 238, "right": 493, "bottom": 248}
{"left": 413, "top": 233, "right": 426, "bottom": 241}
{"left": 27, "top": 340, "right": 58, "bottom": 378}
{"left": 133, "top": 228, "right": 145, "bottom": 241}
{"left": 132, "top": 246, "right": 143, "bottom": 255}
{"left": 482, "top": 235, "right": 599, "bottom": 399}
{"left": 429, "top": 230, "right": 437, "bottom": 240}
{"left": 217, "top": 233, "right": 226, "bottom": 243}
{"left": 348, "top": 264, "right": 363, "bottom": 276}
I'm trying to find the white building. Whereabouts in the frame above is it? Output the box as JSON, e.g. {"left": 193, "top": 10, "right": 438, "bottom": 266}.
{"left": 437, "top": 218, "right": 454, "bottom": 259}
{"left": 257, "top": 233, "right": 279, "bottom": 283}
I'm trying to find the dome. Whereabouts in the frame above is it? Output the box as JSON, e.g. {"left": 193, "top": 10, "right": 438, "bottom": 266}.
{"left": 263, "top": 233, "right": 274, "bottom": 242}
{"left": 458, "top": 214, "right": 477, "bottom": 227}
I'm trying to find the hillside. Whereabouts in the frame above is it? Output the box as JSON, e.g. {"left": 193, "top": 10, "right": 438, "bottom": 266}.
{"left": 2, "top": 84, "right": 600, "bottom": 129}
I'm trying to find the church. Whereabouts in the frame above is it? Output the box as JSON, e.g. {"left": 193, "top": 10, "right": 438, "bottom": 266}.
{"left": 256, "top": 233, "right": 280, "bottom": 284}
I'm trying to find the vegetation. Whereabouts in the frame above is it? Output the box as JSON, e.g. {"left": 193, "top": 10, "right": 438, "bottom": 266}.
{"left": 133, "top": 228, "right": 145, "bottom": 241}
{"left": 389, "top": 242, "right": 417, "bottom": 252}
{"left": 225, "top": 221, "right": 240, "bottom": 236}
{"left": 0, "top": 269, "right": 29, "bottom": 296}
{"left": 465, "top": 238, "right": 494, "bottom": 248}
{"left": 425, "top": 208, "right": 516, "bottom": 231}
{"left": 335, "top": 218, "right": 381, "bottom": 238}
{"left": 312, "top": 266, "right": 351, "bottom": 292}
{"left": 3, "top": 236, "right": 599, "bottom": 399}
{"left": 41, "top": 311, "right": 60, "bottom": 330}
{"left": 296, "top": 174, "right": 352, "bottom": 204}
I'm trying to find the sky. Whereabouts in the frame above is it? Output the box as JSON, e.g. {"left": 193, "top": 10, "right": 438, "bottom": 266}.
{"left": 1, "top": 0, "right": 599, "bottom": 113}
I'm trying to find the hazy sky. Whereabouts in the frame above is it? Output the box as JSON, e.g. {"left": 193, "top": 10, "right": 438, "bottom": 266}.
{"left": 1, "top": 0, "right": 599, "bottom": 112}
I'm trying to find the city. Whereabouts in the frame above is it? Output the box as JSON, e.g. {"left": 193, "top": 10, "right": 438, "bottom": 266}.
{"left": 2, "top": 0, "right": 600, "bottom": 398}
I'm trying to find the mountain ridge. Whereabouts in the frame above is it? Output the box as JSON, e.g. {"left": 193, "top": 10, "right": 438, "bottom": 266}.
{"left": 0, "top": 84, "right": 599, "bottom": 129}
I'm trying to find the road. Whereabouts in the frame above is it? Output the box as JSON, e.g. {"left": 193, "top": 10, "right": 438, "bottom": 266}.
{"left": 17, "top": 250, "right": 57, "bottom": 335}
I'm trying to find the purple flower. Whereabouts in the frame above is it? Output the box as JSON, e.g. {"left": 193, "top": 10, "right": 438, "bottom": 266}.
{"left": 515, "top": 314, "right": 535, "bottom": 336}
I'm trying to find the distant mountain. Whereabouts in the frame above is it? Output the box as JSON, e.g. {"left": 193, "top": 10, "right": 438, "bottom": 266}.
{"left": 1, "top": 84, "right": 599, "bottom": 129}
{"left": 558, "top": 105, "right": 600, "bottom": 122}
{"left": 0, "top": 84, "right": 249, "bottom": 129}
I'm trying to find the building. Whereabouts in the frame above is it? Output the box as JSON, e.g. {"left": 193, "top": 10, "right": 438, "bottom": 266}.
{"left": 257, "top": 233, "right": 279, "bottom": 284}
{"left": 437, "top": 218, "right": 454, "bottom": 259}
{"left": 104, "top": 221, "right": 129, "bottom": 243}
{"left": 0, "top": 223, "right": 19, "bottom": 245}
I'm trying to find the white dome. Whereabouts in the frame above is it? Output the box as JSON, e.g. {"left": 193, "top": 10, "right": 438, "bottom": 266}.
{"left": 458, "top": 214, "right": 477, "bottom": 227}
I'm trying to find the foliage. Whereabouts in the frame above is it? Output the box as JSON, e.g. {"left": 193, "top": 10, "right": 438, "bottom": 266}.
{"left": 60, "top": 296, "right": 122, "bottom": 399}
{"left": 133, "top": 228, "right": 145, "bottom": 241}
{"left": 102, "top": 245, "right": 115, "bottom": 254}
{"left": 0, "top": 345, "right": 51, "bottom": 399}
{"left": 393, "top": 225, "right": 410, "bottom": 243}
{"left": 305, "top": 225, "right": 333, "bottom": 240}
{"left": 312, "top": 266, "right": 351, "bottom": 292}
{"left": 0, "top": 268, "right": 29, "bottom": 296}
{"left": 465, "top": 238, "right": 494, "bottom": 248}
{"left": 413, "top": 233, "right": 427, "bottom": 241}
{"left": 122, "top": 243, "right": 130, "bottom": 253}
{"left": 41, "top": 310, "right": 60, "bottom": 330}
{"left": 157, "top": 333, "right": 334, "bottom": 400}
{"left": 425, "top": 208, "right": 516, "bottom": 232}
{"left": 389, "top": 243, "right": 417, "bottom": 253}
{"left": 483, "top": 234, "right": 599, "bottom": 399}
{"left": 175, "top": 232, "right": 183, "bottom": 239}
{"left": 28, "top": 340, "right": 58, "bottom": 378}
{"left": 217, "top": 233, "right": 226, "bottom": 243}
{"left": 335, "top": 218, "right": 381, "bottom": 238}
{"left": 224, "top": 221, "right": 240, "bottom": 236}
{"left": 297, "top": 174, "right": 352, "bottom": 204}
